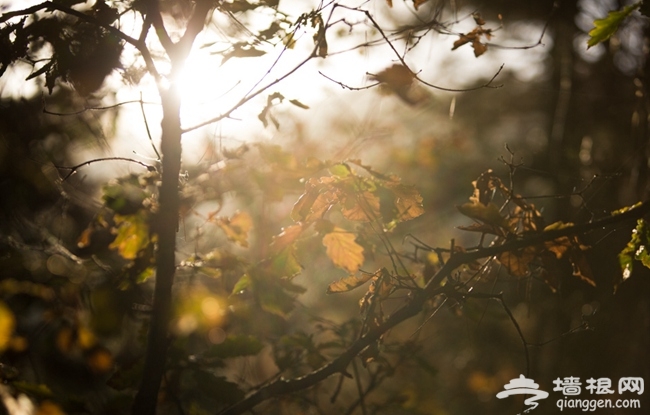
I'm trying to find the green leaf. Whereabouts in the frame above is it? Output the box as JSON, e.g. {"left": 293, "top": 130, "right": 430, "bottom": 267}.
{"left": 618, "top": 219, "right": 650, "bottom": 282}
{"left": 587, "top": 1, "right": 642, "bottom": 48}
{"left": 109, "top": 212, "right": 150, "bottom": 260}
{"left": 204, "top": 335, "right": 263, "bottom": 359}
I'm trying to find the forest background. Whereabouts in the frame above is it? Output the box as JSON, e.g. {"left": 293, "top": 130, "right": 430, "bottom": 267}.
{"left": 0, "top": 0, "right": 649, "bottom": 414}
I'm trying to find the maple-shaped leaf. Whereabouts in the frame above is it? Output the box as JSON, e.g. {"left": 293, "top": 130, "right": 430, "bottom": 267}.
{"left": 327, "top": 272, "right": 376, "bottom": 294}
{"left": 109, "top": 212, "right": 150, "bottom": 260}
{"left": 216, "top": 211, "right": 253, "bottom": 247}
{"left": 322, "top": 227, "right": 364, "bottom": 273}
{"left": 587, "top": 1, "right": 642, "bottom": 48}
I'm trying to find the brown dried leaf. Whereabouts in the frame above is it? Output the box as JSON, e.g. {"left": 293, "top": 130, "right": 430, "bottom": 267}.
{"left": 498, "top": 246, "right": 538, "bottom": 277}
{"left": 413, "top": 0, "right": 429, "bottom": 10}
{"left": 472, "top": 38, "right": 487, "bottom": 57}
{"left": 570, "top": 250, "right": 596, "bottom": 287}
{"left": 327, "top": 272, "right": 376, "bottom": 294}
{"left": 216, "top": 211, "right": 253, "bottom": 247}
{"left": 386, "top": 183, "right": 424, "bottom": 221}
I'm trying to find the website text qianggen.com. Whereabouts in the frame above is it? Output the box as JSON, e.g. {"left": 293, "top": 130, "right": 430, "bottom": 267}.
{"left": 556, "top": 397, "right": 641, "bottom": 412}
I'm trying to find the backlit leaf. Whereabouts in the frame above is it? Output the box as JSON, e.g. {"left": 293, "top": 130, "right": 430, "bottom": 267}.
{"left": 387, "top": 183, "right": 424, "bottom": 221}
{"left": 322, "top": 228, "right": 364, "bottom": 273}
{"left": 327, "top": 272, "right": 376, "bottom": 293}
{"left": 216, "top": 211, "right": 253, "bottom": 247}
{"left": 270, "top": 246, "right": 302, "bottom": 278}
{"left": 341, "top": 191, "right": 381, "bottom": 222}
{"left": 109, "top": 212, "right": 150, "bottom": 260}
{"left": 587, "top": 2, "right": 642, "bottom": 48}
{"left": 497, "top": 246, "right": 537, "bottom": 277}
{"left": 457, "top": 201, "right": 509, "bottom": 230}
{"left": 0, "top": 301, "right": 15, "bottom": 352}
{"left": 269, "top": 224, "right": 304, "bottom": 253}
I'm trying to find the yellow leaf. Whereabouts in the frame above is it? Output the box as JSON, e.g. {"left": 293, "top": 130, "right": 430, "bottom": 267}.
{"left": 327, "top": 272, "right": 376, "bottom": 293}
{"left": 322, "top": 228, "right": 364, "bottom": 273}
{"left": 0, "top": 302, "right": 15, "bottom": 352}
{"left": 36, "top": 401, "right": 66, "bottom": 415}
{"left": 109, "top": 212, "right": 150, "bottom": 260}
{"left": 217, "top": 211, "right": 253, "bottom": 247}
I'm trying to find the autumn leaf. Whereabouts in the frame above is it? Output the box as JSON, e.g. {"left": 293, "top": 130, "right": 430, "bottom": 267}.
{"left": 216, "top": 211, "right": 253, "bottom": 247}
{"left": 413, "top": 0, "right": 428, "bottom": 10}
{"left": 543, "top": 222, "right": 577, "bottom": 259}
{"left": 109, "top": 212, "right": 150, "bottom": 260}
{"left": 322, "top": 227, "right": 364, "bottom": 273}
{"left": 269, "top": 224, "right": 304, "bottom": 253}
{"left": 0, "top": 301, "right": 15, "bottom": 352}
{"left": 570, "top": 250, "right": 596, "bottom": 287}
{"left": 498, "top": 246, "right": 538, "bottom": 277}
{"left": 472, "top": 38, "right": 487, "bottom": 57}
{"left": 457, "top": 201, "right": 509, "bottom": 230}
{"left": 327, "top": 272, "right": 376, "bottom": 293}
{"left": 587, "top": 1, "right": 642, "bottom": 48}
{"left": 270, "top": 246, "right": 303, "bottom": 278}
{"left": 386, "top": 183, "right": 424, "bottom": 221}
{"left": 341, "top": 191, "right": 381, "bottom": 222}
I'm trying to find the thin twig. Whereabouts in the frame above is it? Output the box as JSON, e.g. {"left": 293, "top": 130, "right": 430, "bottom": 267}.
{"left": 42, "top": 99, "right": 158, "bottom": 116}
{"left": 140, "top": 92, "right": 161, "bottom": 160}
{"left": 56, "top": 157, "right": 155, "bottom": 181}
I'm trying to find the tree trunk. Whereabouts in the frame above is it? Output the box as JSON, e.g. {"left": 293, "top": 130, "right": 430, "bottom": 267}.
{"left": 131, "top": 85, "right": 182, "bottom": 415}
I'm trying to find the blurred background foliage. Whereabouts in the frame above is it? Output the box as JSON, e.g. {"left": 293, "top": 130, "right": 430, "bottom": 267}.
{"left": 0, "top": 0, "right": 649, "bottom": 414}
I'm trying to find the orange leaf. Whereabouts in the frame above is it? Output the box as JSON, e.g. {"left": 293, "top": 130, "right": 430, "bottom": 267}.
{"left": 341, "top": 191, "right": 381, "bottom": 222}
{"left": 322, "top": 228, "right": 364, "bottom": 273}
{"left": 327, "top": 272, "right": 375, "bottom": 293}
{"left": 497, "top": 246, "right": 538, "bottom": 277}
{"left": 269, "top": 224, "right": 304, "bottom": 254}
{"left": 387, "top": 183, "right": 424, "bottom": 221}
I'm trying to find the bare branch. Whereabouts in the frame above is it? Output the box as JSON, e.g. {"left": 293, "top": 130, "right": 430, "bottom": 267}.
{"left": 218, "top": 200, "right": 650, "bottom": 414}
{"left": 55, "top": 157, "right": 156, "bottom": 181}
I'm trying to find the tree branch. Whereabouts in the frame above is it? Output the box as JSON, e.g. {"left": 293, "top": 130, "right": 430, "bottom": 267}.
{"left": 218, "top": 200, "right": 650, "bottom": 414}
